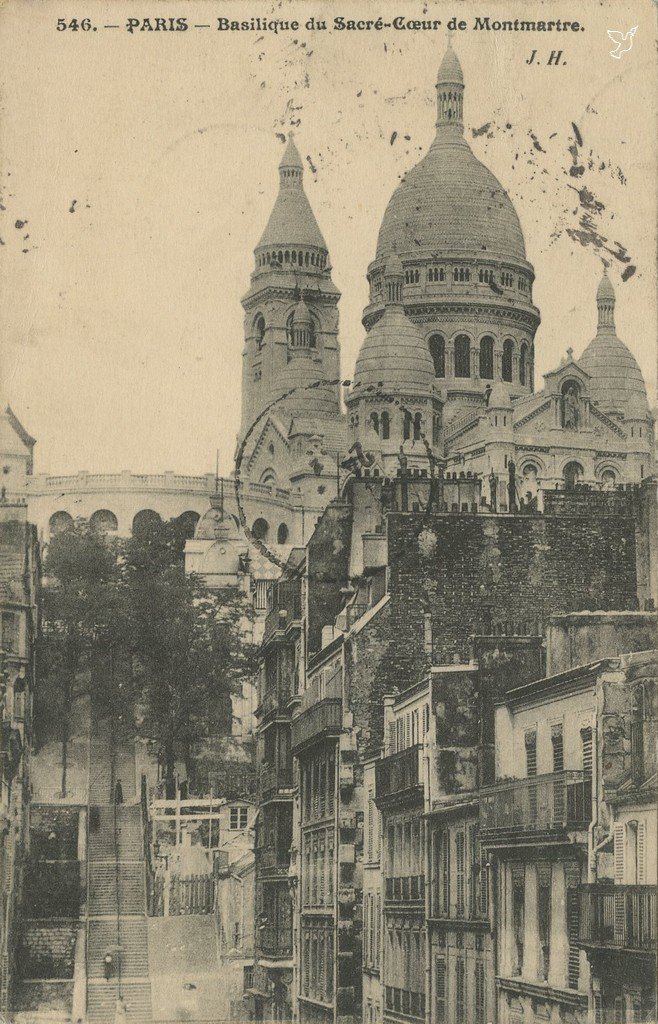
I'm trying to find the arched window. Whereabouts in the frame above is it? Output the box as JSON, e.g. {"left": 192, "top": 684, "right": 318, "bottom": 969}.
{"left": 403, "top": 411, "right": 412, "bottom": 440}
{"left": 502, "top": 339, "right": 514, "bottom": 383}
{"left": 176, "top": 511, "right": 200, "bottom": 540}
{"left": 259, "top": 469, "right": 277, "bottom": 485}
{"left": 49, "top": 510, "right": 74, "bottom": 536}
{"left": 381, "top": 411, "right": 390, "bottom": 440}
{"left": 277, "top": 523, "right": 289, "bottom": 544}
{"left": 564, "top": 462, "right": 584, "bottom": 490}
{"left": 252, "top": 518, "right": 269, "bottom": 541}
{"left": 428, "top": 335, "right": 445, "bottom": 378}
{"left": 601, "top": 469, "right": 616, "bottom": 490}
{"left": 132, "top": 509, "right": 161, "bottom": 536}
{"left": 454, "top": 335, "right": 471, "bottom": 378}
{"left": 519, "top": 342, "right": 529, "bottom": 386}
{"left": 369, "top": 411, "right": 380, "bottom": 436}
{"left": 254, "top": 314, "right": 265, "bottom": 350}
{"left": 90, "top": 509, "right": 118, "bottom": 534}
{"left": 479, "top": 336, "right": 494, "bottom": 380}
{"left": 413, "top": 413, "right": 422, "bottom": 440}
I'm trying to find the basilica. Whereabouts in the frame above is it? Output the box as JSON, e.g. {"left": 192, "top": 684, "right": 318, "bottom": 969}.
{"left": 235, "top": 39, "right": 654, "bottom": 543}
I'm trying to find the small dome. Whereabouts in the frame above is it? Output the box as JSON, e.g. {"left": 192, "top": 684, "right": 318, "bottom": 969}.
{"left": 579, "top": 334, "right": 648, "bottom": 414}
{"left": 437, "top": 41, "right": 464, "bottom": 85}
{"left": 625, "top": 390, "right": 650, "bottom": 420}
{"left": 293, "top": 298, "right": 312, "bottom": 324}
{"left": 488, "top": 382, "right": 512, "bottom": 409}
{"left": 353, "top": 308, "right": 436, "bottom": 396}
{"left": 597, "top": 269, "right": 615, "bottom": 302}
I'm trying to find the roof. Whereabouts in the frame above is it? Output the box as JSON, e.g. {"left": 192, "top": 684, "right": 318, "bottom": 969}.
{"left": 257, "top": 136, "right": 328, "bottom": 252}
{"left": 437, "top": 40, "right": 464, "bottom": 86}
{"left": 353, "top": 307, "right": 436, "bottom": 395}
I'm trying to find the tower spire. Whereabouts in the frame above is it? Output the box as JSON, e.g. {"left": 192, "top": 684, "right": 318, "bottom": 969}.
{"left": 596, "top": 267, "right": 616, "bottom": 331}
{"left": 435, "top": 38, "right": 464, "bottom": 132}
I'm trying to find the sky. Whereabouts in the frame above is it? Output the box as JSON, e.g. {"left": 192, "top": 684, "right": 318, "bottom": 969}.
{"left": 0, "top": 0, "right": 656, "bottom": 476}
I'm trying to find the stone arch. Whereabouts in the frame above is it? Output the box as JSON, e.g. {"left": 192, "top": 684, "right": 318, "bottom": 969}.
{"left": 259, "top": 468, "right": 277, "bottom": 485}
{"left": 176, "top": 510, "right": 200, "bottom": 540}
{"left": 502, "top": 339, "right": 514, "bottom": 383}
{"left": 132, "top": 508, "right": 162, "bottom": 535}
{"left": 49, "top": 510, "right": 74, "bottom": 536}
{"left": 596, "top": 463, "right": 621, "bottom": 489}
{"left": 254, "top": 313, "right": 266, "bottom": 350}
{"left": 428, "top": 334, "right": 445, "bottom": 378}
{"left": 563, "top": 461, "right": 584, "bottom": 490}
{"left": 252, "top": 518, "right": 269, "bottom": 541}
{"left": 89, "top": 509, "right": 118, "bottom": 534}
{"left": 454, "top": 334, "right": 471, "bottom": 378}
{"left": 479, "top": 335, "right": 494, "bottom": 380}
{"left": 277, "top": 523, "right": 289, "bottom": 544}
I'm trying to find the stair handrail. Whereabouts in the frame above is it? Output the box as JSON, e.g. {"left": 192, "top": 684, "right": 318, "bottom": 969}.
{"left": 111, "top": 723, "right": 123, "bottom": 999}
{"left": 84, "top": 707, "right": 92, "bottom": 1018}
{"left": 140, "top": 772, "right": 155, "bottom": 916}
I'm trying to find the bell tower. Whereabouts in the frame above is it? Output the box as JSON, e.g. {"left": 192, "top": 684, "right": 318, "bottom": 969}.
{"left": 240, "top": 135, "right": 343, "bottom": 443}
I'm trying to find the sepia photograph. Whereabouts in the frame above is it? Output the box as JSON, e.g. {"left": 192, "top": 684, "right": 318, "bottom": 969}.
{"left": 0, "top": 1, "right": 656, "bottom": 1022}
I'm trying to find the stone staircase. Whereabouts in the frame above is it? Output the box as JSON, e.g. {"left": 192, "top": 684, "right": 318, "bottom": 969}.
{"left": 89, "top": 806, "right": 144, "bottom": 862}
{"left": 87, "top": 980, "right": 153, "bottom": 1023}
{"left": 86, "top": 721, "right": 152, "bottom": 1023}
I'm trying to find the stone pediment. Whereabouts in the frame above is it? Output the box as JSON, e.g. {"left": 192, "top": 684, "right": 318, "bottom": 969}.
{"left": 243, "top": 415, "right": 291, "bottom": 479}
{"left": 542, "top": 355, "right": 592, "bottom": 395}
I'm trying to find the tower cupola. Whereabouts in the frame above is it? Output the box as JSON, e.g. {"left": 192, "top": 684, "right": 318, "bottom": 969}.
{"left": 435, "top": 38, "right": 464, "bottom": 132}
{"left": 596, "top": 267, "right": 616, "bottom": 330}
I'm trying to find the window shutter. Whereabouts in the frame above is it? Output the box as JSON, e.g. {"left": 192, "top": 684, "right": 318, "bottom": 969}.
{"left": 435, "top": 958, "right": 446, "bottom": 1024}
{"left": 614, "top": 823, "right": 625, "bottom": 882}
{"left": 637, "top": 821, "right": 646, "bottom": 883}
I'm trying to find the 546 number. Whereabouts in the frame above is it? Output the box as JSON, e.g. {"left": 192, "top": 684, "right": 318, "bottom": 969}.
{"left": 57, "top": 18, "right": 94, "bottom": 30}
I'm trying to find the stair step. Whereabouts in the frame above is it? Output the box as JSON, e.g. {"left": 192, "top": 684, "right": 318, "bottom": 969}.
{"left": 87, "top": 917, "right": 150, "bottom": 975}
{"left": 87, "top": 980, "right": 153, "bottom": 1023}
{"left": 88, "top": 863, "right": 146, "bottom": 915}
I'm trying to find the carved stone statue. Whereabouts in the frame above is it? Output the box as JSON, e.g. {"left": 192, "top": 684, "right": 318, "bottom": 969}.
{"left": 562, "top": 385, "right": 580, "bottom": 430}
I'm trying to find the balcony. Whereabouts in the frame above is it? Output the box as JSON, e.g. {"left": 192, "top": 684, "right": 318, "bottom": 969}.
{"left": 375, "top": 745, "right": 423, "bottom": 808}
{"left": 257, "top": 926, "right": 293, "bottom": 960}
{"left": 259, "top": 763, "right": 293, "bottom": 801}
{"left": 262, "top": 584, "right": 302, "bottom": 646}
{"left": 255, "top": 844, "right": 291, "bottom": 874}
{"left": 385, "top": 875, "right": 425, "bottom": 904}
{"left": 479, "top": 771, "right": 591, "bottom": 841}
{"left": 291, "top": 697, "right": 342, "bottom": 753}
{"left": 578, "top": 885, "right": 656, "bottom": 953}
{"left": 258, "top": 687, "right": 291, "bottom": 720}
{"left": 384, "top": 986, "right": 425, "bottom": 1022}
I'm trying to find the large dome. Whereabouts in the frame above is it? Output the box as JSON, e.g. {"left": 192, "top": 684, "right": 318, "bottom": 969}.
{"left": 353, "top": 306, "right": 436, "bottom": 396}
{"left": 376, "top": 135, "right": 526, "bottom": 262}
{"left": 375, "top": 43, "right": 526, "bottom": 264}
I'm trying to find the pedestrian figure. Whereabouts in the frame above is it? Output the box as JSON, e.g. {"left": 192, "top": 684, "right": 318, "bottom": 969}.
{"left": 114, "top": 780, "right": 123, "bottom": 804}
{"left": 103, "top": 953, "right": 114, "bottom": 981}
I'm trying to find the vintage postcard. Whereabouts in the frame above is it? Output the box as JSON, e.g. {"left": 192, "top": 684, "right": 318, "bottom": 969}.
{"left": 0, "top": 2, "right": 656, "bottom": 1023}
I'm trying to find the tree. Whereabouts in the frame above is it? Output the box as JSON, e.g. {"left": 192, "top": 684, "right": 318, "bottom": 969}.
{"left": 122, "top": 518, "right": 259, "bottom": 793}
{"left": 36, "top": 520, "right": 130, "bottom": 796}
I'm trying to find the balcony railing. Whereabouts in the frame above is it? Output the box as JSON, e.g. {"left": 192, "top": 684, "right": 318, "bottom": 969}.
{"left": 578, "top": 885, "right": 656, "bottom": 952}
{"left": 262, "top": 584, "right": 302, "bottom": 645}
{"left": 479, "top": 771, "right": 591, "bottom": 839}
{"left": 258, "top": 687, "right": 291, "bottom": 719}
{"left": 255, "top": 845, "right": 291, "bottom": 873}
{"left": 259, "top": 763, "right": 293, "bottom": 800}
{"left": 257, "top": 926, "right": 293, "bottom": 959}
{"left": 291, "top": 697, "right": 342, "bottom": 753}
{"left": 384, "top": 986, "right": 425, "bottom": 1021}
{"left": 385, "top": 875, "right": 425, "bottom": 903}
{"left": 375, "top": 745, "right": 423, "bottom": 806}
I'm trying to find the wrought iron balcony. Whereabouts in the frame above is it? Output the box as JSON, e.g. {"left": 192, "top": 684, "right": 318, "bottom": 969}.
{"left": 257, "top": 925, "right": 293, "bottom": 959}
{"left": 479, "top": 771, "right": 591, "bottom": 840}
{"left": 385, "top": 875, "right": 425, "bottom": 904}
{"left": 384, "top": 986, "right": 425, "bottom": 1021}
{"left": 291, "top": 697, "right": 342, "bottom": 753}
{"left": 258, "top": 763, "right": 293, "bottom": 800}
{"left": 262, "top": 584, "right": 302, "bottom": 646}
{"left": 375, "top": 745, "right": 423, "bottom": 807}
{"left": 578, "top": 885, "right": 656, "bottom": 952}
{"left": 257, "top": 687, "right": 292, "bottom": 719}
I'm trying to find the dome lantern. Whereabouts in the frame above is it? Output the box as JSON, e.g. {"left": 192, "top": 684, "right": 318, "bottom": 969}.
{"left": 435, "top": 39, "right": 464, "bottom": 132}
{"left": 596, "top": 267, "right": 616, "bottom": 331}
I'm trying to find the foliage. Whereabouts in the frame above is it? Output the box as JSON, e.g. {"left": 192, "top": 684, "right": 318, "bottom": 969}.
{"left": 37, "top": 517, "right": 258, "bottom": 792}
